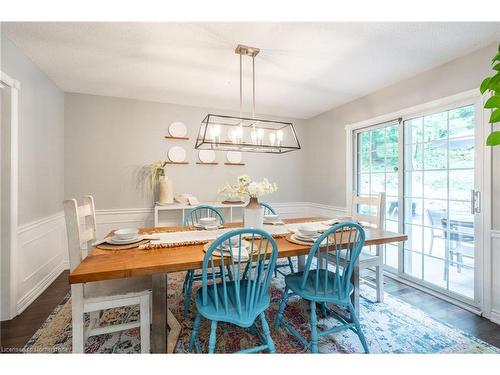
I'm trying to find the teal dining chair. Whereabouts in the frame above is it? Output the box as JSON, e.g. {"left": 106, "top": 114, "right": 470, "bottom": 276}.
{"left": 274, "top": 222, "right": 369, "bottom": 353}
{"left": 261, "top": 202, "right": 295, "bottom": 276}
{"left": 189, "top": 228, "right": 278, "bottom": 353}
{"left": 182, "top": 205, "right": 227, "bottom": 316}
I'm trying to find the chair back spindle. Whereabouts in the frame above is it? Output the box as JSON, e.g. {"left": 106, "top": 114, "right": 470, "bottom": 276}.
{"left": 201, "top": 228, "right": 278, "bottom": 321}
{"left": 260, "top": 202, "right": 276, "bottom": 216}
{"left": 184, "top": 205, "right": 224, "bottom": 226}
{"left": 300, "top": 222, "right": 365, "bottom": 300}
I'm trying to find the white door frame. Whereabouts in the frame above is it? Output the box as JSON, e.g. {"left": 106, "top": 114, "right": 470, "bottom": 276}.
{"left": 345, "top": 89, "right": 493, "bottom": 317}
{"left": 1, "top": 70, "right": 20, "bottom": 321}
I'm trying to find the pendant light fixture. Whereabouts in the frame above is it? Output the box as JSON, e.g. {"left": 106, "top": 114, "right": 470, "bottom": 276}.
{"left": 195, "top": 44, "right": 301, "bottom": 154}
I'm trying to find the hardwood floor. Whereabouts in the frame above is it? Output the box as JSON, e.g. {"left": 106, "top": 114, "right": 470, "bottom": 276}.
{"left": 1, "top": 269, "right": 499, "bottom": 352}
{"left": 0, "top": 270, "right": 70, "bottom": 352}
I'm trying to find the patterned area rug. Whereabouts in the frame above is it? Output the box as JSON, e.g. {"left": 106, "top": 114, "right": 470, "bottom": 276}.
{"left": 24, "top": 268, "right": 499, "bottom": 354}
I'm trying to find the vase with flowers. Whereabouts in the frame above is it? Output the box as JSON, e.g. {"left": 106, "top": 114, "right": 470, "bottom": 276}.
{"left": 219, "top": 174, "right": 278, "bottom": 228}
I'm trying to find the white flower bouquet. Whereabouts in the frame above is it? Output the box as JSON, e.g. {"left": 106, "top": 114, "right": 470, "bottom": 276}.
{"left": 219, "top": 174, "right": 278, "bottom": 199}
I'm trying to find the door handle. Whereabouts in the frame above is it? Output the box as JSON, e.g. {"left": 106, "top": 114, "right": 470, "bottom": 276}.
{"left": 470, "top": 190, "right": 481, "bottom": 214}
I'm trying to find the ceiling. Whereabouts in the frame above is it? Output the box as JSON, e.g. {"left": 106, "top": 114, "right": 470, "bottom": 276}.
{"left": 3, "top": 22, "right": 500, "bottom": 119}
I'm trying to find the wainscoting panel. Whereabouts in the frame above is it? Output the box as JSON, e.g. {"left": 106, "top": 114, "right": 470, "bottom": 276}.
{"left": 16, "top": 212, "right": 68, "bottom": 315}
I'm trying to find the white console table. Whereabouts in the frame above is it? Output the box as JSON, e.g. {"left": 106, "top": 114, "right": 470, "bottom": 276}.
{"left": 154, "top": 201, "right": 247, "bottom": 227}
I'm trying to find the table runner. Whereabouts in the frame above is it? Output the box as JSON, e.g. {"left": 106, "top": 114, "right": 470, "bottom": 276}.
{"left": 138, "top": 220, "right": 333, "bottom": 249}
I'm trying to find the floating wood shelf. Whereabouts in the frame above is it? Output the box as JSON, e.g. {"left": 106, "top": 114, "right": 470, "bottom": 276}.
{"left": 165, "top": 161, "right": 189, "bottom": 164}
{"left": 196, "top": 162, "right": 219, "bottom": 165}
{"left": 165, "top": 136, "right": 190, "bottom": 140}
{"left": 224, "top": 162, "right": 246, "bottom": 166}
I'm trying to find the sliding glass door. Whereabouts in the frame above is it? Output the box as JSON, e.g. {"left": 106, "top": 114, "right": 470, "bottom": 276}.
{"left": 403, "top": 104, "right": 477, "bottom": 301}
{"left": 356, "top": 120, "right": 401, "bottom": 271}
{"left": 354, "top": 98, "right": 482, "bottom": 306}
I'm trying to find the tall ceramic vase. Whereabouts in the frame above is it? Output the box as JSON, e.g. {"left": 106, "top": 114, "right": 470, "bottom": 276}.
{"left": 243, "top": 197, "right": 263, "bottom": 229}
{"left": 158, "top": 175, "right": 174, "bottom": 204}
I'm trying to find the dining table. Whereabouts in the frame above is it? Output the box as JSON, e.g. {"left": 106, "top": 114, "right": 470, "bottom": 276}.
{"left": 68, "top": 217, "right": 407, "bottom": 353}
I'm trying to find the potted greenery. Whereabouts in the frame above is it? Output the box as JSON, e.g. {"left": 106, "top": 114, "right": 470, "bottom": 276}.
{"left": 149, "top": 160, "right": 173, "bottom": 204}
{"left": 480, "top": 43, "right": 500, "bottom": 146}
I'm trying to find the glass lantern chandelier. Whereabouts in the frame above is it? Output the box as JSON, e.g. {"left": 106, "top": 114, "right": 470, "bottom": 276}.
{"left": 195, "top": 44, "right": 301, "bottom": 154}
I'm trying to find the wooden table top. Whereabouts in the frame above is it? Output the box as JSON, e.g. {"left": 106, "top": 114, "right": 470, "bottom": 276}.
{"left": 69, "top": 218, "right": 407, "bottom": 284}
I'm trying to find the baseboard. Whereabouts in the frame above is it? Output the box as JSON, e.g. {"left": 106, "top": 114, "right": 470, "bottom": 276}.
{"left": 16, "top": 260, "right": 67, "bottom": 314}
{"left": 490, "top": 309, "right": 500, "bottom": 325}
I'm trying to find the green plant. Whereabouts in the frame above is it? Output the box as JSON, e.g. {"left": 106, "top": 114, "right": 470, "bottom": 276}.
{"left": 148, "top": 160, "right": 167, "bottom": 190}
{"left": 480, "top": 43, "right": 500, "bottom": 146}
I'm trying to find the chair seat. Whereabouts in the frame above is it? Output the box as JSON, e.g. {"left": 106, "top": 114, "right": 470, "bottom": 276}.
{"left": 84, "top": 276, "right": 151, "bottom": 300}
{"left": 327, "top": 249, "right": 381, "bottom": 265}
{"left": 284, "top": 270, "right": 353, "bottom": 304}
{"left": 195, "top": 280, "right": 270, "bottom": 327}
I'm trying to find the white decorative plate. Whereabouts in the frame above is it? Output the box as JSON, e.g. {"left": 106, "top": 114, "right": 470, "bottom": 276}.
{"left": 226, "top": 151, "right": 242, "bottom": 164}
{"left": 168, "top": 146, "right": 186, "bottom": 162}
{"left": 169, "top": 121, "right": 187, "bottom": 137}
{"left": 198, "top": 150, "right": 216, "bottom": 163}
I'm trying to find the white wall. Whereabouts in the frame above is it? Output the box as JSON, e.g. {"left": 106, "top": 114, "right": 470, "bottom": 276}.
{"left": 303, "top": 42, "right": 500, "bottom": 321}
{"left": 64, "top": 93, "right": 307, "bottom": 208}
{"left": 1, "top": 31, "right": 67, "bottom": 319}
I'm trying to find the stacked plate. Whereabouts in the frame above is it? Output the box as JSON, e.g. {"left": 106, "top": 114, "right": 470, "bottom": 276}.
{"left": 292, "top": 225, "right": 320, "bottom": 243}
{"left": 212, "top": 240, "right": 251, "bottom": 261}
{"left": 106, "top": 228, "right": 142, "bottom": 245}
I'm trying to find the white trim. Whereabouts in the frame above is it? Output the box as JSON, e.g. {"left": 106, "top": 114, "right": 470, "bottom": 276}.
{"left": 16, "top": 260, "right": 67, "bottom": 315}
{"left": 0, "top": 70, "right": 20, "bottom": 321}
{"left": 491, "top": 230, "right": 500, "bottom": 238}
{"left": 17, "top": 212, "right": 64, "bottom": 234}
{"left": 490, "top": 310, "right": 500, "bottom": 325}
{"left": 345, "top": 89, "right": 492, "bottom": 316}
{"left": 383, "top": 271, "right": 482, "bottom": 316}
{"left": 345, "top": 89, "right": 481, "bottom": 132}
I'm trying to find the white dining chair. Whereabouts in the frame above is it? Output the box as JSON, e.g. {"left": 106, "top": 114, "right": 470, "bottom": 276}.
{"left": 324, "top": 192, "right": 386, "bottom": 304}
{"left": 64, "top": 195, "right": 152, "bottom": 353}
{"left": 351, "top": 192, "right": 386, "bottom": 302}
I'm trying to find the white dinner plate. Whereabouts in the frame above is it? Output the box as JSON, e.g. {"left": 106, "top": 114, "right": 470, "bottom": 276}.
{"left": 293, "top": 233, "right": 319, "bottom": 242}
{"left": 106, "top": 236, "right": 143, "bottom": 245}
{"left": 169, "top": 121, "right": 187, "bottom": 137}
{"left": 168, "top": 146, "right": 186, "bottom": 162}
{"left": 226, "top": 151, "right": 242, "bottom": 164}
{"left": 198, "top": 150, "right": 216, "bottom": 163}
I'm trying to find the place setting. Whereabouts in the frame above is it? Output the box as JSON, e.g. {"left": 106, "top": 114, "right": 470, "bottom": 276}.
{"left": 93, "top": 228, "right": 158, "bottom": 250}
{"left": 286, "top": 224, "right": 322, "bottom": 246}
{"left": 263, "top": 212, "right": 285, "bottom": 225}
{"left": 192, "top": 216, "right": 224, "bottom": 231}
{"left": 203, "top": 236, "right": 251, "bottom": 262}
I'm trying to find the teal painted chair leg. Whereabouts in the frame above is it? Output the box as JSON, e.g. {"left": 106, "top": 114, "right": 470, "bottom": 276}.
{"left": 310, "top": 300, "right": 319, "bottom": 353}
{"left": 208, "top": 320, "right": 218, "bottom": 354}
{"left": 259, "top": 312, "right": 276, "bottom": 353}
{"left": 348, "top": 303, "right": 369, "bottom": 353}
{"left": 321, "top": 302, "right": 328, "bottom": 318}
{"left": 183, "top": 270, "right": 195, "bottom": 316}
{"left": 287, "top": 257, "right": 295, "bottom": 273}
{"left": 274, "top": 286, "right": 290, "bottom": 329}
{"left": 189, "top": 312, "right": 201, "bottom": 353}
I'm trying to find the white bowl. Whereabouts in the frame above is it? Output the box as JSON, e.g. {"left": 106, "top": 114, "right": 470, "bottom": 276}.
{"left": 297, "top": 225, "right": 318, "bottom": 237}
{"left": 264, "top": 214, "right": 279, "bottom": 222}
{"left": 114, "top": 228, "right": 139, "bottom": 240}
{"left": 199, "top": 217, "right": 217, "bottom": 226}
